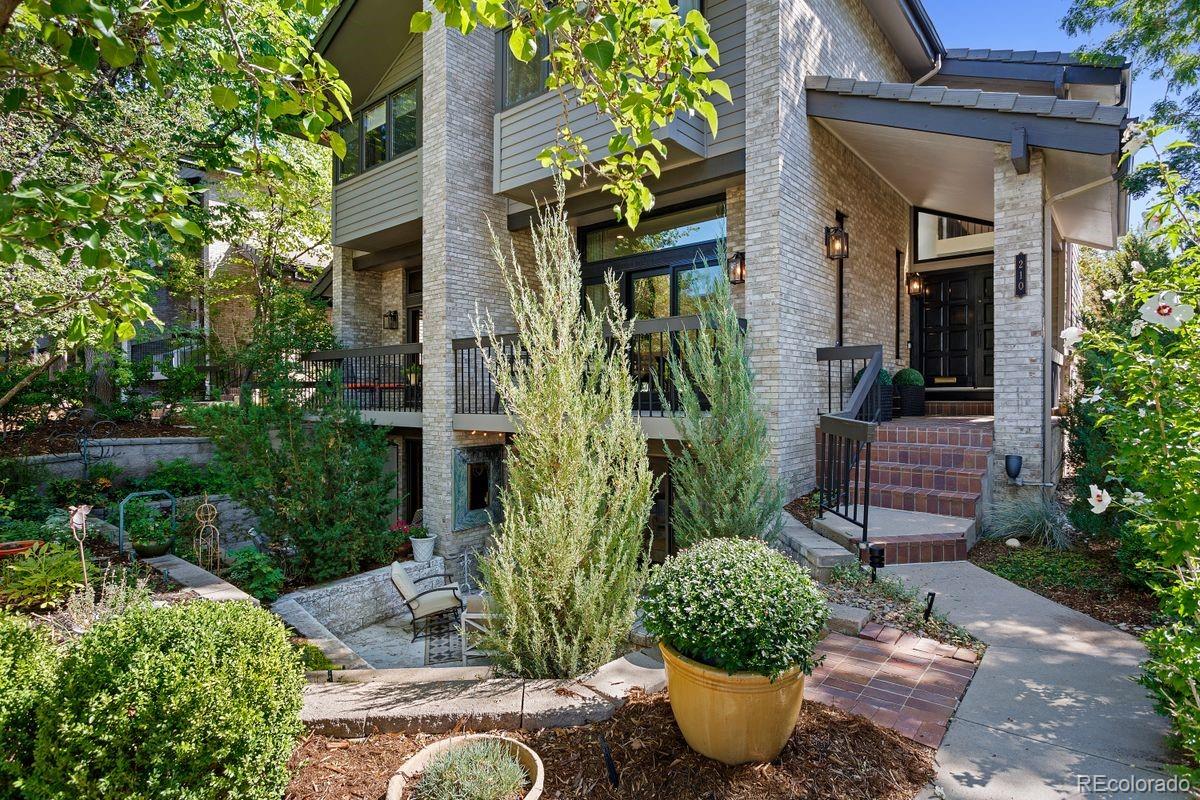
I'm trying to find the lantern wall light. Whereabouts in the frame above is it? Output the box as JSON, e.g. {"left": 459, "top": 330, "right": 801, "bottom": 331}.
{"left": 906, "top": 273, "right": 924, "bottom": 297}
{"left": 383, "top": 310, "right": 400, "bottom": 330}
{"left": 727, "top": 251, "right": 746, "bottom": 285}
{"left": 825, "top": 225, "right": 849, "bottom": 260}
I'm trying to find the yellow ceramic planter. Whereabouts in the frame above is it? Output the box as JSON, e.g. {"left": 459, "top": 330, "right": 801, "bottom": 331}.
{"left": 660, "top": 642, "right": 806, "bottom": 765}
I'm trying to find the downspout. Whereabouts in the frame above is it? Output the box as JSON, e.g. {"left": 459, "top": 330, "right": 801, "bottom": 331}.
{"left": 914, "top": 55, "right": 942, "bottom": 86}
{"left": 1041, "top": 173, "right": 1116, "bottom": 486}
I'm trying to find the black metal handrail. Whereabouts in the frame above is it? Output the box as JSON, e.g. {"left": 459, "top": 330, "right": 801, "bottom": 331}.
{"left": 453, "top": 315, "right": 745, "bottom": 417}
{"left": 816, "top": 344, "right": 882, "bottom": 545}
{"left": 298, "top": 343, "right": 423, "bottom": 413}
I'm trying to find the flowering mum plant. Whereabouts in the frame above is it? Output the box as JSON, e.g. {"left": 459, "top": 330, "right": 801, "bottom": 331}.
{"left": 389, "top": 519, "right": 429, "bottom": 540}
{"left": 1066, "top": 122, "right": 1200, "bottom": 776}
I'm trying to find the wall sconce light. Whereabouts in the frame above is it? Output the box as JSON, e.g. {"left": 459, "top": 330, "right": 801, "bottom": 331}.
{"left": 1004, "top": 454, "right": 1023, "bottom": 482}
{"left": 906, "top": 272, "right": 924, "bottom": 297}
{"left": 383, "top": 310, "right": 400, "bottom": 330}
{"left": 727, "top": 251, "right": 746, "bottom": 285}
{"left": 825, "top": 225, "right": 849, "bottom": 260}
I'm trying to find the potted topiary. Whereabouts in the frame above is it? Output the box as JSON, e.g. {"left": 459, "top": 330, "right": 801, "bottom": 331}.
{"left": 853, "top": 367, "right": 893, "bottom": 422}
{"left": 124, "top": 498, "right": 174, "bottom": 558}
{"left": 893, "top": 367, "right": 927, "bottom": 417}
{"left": 642, "top": 538, "right": 829, "bottom": 765}
{"left": 385, "top": 734, "right": 543, "bottom": 800}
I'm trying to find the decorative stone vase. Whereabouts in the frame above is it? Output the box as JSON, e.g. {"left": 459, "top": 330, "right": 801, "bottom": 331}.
{"left": 410, "top": 534, "right": 437, "bottom": 563}
{"left": 659, "top": 642, "right": 806, "bottom": 765}
{"left": 131, "top": 539, "right": 173, "bottom": 558}
{"left": 385, "top": 734, "right": 544, "bottom": 800}
{"left": 898, "top": 385, "right": 926, "bottom": 417}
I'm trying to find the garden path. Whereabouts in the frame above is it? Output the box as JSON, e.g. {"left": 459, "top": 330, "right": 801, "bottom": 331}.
{"left": 886, "top": 561, "right": 1184, "bottom": 799}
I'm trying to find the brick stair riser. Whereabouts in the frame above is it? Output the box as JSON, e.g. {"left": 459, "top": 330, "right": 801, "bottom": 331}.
{"left": 858, "top": 538, "right": 968, "bottom": 564}
{"left": 869, "top": 486, "right": 978, "bottom": 519}
{"left": 865, "top": 443, "right": 991, "bottom": 470}
{"left": 853, "top": 463, "right": 984, "bottom": 494}
{"left": 873, "top": 427, "right": 993, "bottom": 448}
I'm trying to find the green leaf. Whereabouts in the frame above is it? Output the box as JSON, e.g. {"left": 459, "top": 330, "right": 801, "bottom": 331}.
{"left": 330, "top": 131, "right": 347, "bottom": 160}
{"left": 99, "top": 37, "right": 137, "bottom": 67}
{"left": 67, "top": 315, "right": 87, "bottom": 344}
{"left": 582, "top": 39, "right": 615, "bottom": 70}
{"left": 117, "top": 321, "right": 136, "bottom": 340}
{"left": 709, "top": 79, "right": 732, "bottom": 103}
{"left": 67, "top": 36, "right": 100, "bottom": 72}
{"left": 697, "top": 100, "right": 718, "bottom": 137}
{"left": 210, "top": 86, "right": 239, "bottom": 111}
{"left": 508, "top": 25, "right": 535, "bottom": 62}
{"left": 409, "top": 10, "right": 433, "bottom": 32}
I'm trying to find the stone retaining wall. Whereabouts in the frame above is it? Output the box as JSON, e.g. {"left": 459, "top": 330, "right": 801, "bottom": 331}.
{"left": 26, "top": 436, "right": 214, "bottom": 480}
{"left": 275, "top": 559, "right": 446, "bottom": 637}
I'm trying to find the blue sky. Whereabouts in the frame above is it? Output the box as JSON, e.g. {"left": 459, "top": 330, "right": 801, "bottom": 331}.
{"left": 922, "top": 0, "right": 1174, "bottom": 223}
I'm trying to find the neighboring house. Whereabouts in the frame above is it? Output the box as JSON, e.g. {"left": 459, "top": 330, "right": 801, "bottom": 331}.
{"left": 313, "top": 0, "right": 1129, "bottom": 569}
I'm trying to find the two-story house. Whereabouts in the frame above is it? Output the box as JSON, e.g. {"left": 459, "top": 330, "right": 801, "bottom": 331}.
{"left": 311, "top": 0, "right": 1130, "bottom": 570}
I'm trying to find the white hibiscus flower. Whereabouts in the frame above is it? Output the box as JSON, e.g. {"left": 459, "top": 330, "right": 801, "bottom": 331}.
{"left": 1122, "top": 490, "right": 1150, "bottom": 507}
{"left": 1131, "top": 260, "right": 1146, "bottom": 276}
{"left": 1080, "top": 388, "right": 1102, "bottom": 405}
{"left": 1061, "top": 326, "right": 1085, "bottom": 349}
{"left": 1103, "top": 289, "right": 1118, "bottom": 302}
{"left": 1088, "top": 485, "right": 1112, "bottom": 514}
{"left": 1139, "top": 291, "right": 1196, "bottom": 330}
{"left": 1131, "top": 319, "right": 1147, "bottom": 337}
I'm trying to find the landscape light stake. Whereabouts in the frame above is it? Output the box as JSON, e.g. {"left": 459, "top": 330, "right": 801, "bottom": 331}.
{"left": 867, "top": 543, "right": 886, "bottom": 583}
{"left": 923, "top": 592, "right": 937, "bottom": 622}
{"left": 598, "top": 733, "right": 619, "bottom": 788}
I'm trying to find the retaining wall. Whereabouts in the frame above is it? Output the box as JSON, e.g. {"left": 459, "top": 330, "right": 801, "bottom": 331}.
{"left": 25, "top": 436, "right": 214, "bottom": 480}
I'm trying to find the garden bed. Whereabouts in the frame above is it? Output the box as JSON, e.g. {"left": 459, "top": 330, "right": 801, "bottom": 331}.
{"left": 0, "top": 419, "right": 201, "bottom": 458}
{"left": 286, "top": 690, "right": 935, "bottom": 800}
{"left": 968, "top": 539, "right": 1159, "bottom": 634}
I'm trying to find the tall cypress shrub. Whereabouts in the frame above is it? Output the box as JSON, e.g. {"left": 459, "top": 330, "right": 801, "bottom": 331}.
{"left": 662, "top": 269, "right": 782, "bottom": 548}
{"left": 477, "top": 182, "right": 654, "bottom": 679}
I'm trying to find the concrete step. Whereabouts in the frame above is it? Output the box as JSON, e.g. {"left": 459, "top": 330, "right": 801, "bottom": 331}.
{"left": 813, "top": 506, "right": 976, "bottom": 564}
{"left": 775, "top": 514, "right": 857, "bottom": 581}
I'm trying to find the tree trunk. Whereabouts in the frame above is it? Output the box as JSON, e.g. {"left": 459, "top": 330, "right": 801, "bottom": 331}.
{"left": 0, "top": 353, "right": 62, "bottom": 412}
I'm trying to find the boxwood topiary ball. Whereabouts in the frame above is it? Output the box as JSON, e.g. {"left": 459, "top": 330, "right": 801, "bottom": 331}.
{"left": 642, "top": 538, "right": 829, "bottom": 679}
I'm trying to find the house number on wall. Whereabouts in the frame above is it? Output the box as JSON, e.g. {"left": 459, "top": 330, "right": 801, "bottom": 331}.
{"left": 1015, "top": 253, "right": 1027, "bottom": 297}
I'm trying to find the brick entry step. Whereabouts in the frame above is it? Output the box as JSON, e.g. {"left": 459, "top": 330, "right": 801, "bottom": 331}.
{"left": 813, "top": 506, "right": 976, "bottom": 564}
{"left": 808, "top": 625, "right": 979, "bottom": 747}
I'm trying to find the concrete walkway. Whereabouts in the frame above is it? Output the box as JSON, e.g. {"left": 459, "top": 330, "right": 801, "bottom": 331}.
{"left": 884, "top": 562, "right": 1185, "bottom": 799}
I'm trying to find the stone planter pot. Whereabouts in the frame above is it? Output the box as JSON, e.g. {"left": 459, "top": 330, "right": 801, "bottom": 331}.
{"left": 897, "top": 385, "right": 926, "bottom": 417}
{"left": 879, "top": 384, "right": 894, "bottom": 422}
{"left": 131, "top": 539, "right": 173, "bottom": 559}
{"left": 410, "top": 534, "right": 437, "bottom": 563}
{"left": 385, "top": 734, "right": 543, "bottom": 800}
{"left": 659, "top": 642, "right": 806, "bottom": 765}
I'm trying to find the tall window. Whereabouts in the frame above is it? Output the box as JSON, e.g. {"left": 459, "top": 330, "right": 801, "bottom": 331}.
{"left": 391, "top": 80, "right": 420, "bottom": 156}
{"left": 500, "top": 29, "right": 548, "bottom": 108}
{"left": 337, "top": 118, "right": 360, "bottom": 181}
{"left": 584, "top": 201, "right": 726, "bottom": 262}
{"left": 362, "top": 101, "right": 388, "bottom": 170}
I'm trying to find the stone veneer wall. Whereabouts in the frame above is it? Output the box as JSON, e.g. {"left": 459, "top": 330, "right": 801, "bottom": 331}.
{"left": 421, "top": 14, "right": 516, "bottom": 575}
{"left": 26, "top": 436, "right": 214, "bottom": 480}
{"left": 332, "top": 247, "right": 381, "bottom": 347}
{"left": 744, "top": 0, "right": 911, "bottom": 495}
{"left": 992, "top": 147, "right": 1047, "bottom": 497}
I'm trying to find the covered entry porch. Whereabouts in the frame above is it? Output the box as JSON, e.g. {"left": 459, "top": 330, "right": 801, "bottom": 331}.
{"left": 806, "top": 76, "right": 1128, "bottom": 490}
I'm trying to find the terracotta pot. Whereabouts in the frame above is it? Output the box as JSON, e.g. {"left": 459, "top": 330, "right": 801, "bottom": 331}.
{"left": 660, "top": 642, "right": 806, "bottom": 765}
{"left": 385, "top": 734, "right": 543, "bottom": 800}
{"left": 410, "top": 534, "right": 437, "bottom": 563}
{"left": 0, "top": 540, "right": 42, "bottom": 560}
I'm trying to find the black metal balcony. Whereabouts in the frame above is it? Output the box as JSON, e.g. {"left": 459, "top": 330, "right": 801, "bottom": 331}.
{"left": 299, "top": 344, "right": 423, "bottom": 413}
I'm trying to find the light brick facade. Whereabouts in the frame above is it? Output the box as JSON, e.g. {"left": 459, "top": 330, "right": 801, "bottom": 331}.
{"left": 323, "top": 0, "right": 1121, "bottom": 560}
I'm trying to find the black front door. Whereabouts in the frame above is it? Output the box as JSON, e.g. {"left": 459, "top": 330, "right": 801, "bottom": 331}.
{"left": 917, "top": 267, "right": 993, "bottom": 389}
{"left": 404, "top": 438, "right": 422, "bottom": 522}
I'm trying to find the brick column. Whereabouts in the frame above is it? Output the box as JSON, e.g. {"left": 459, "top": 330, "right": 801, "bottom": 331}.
{"left": 992, "top": 146, "right": 1047, "bottom": 498}
{"left": 331, "top": 246, "right": 381, "bottom": 347}
{"left": 421, "top": 15, "right": 512, "bottom": 571}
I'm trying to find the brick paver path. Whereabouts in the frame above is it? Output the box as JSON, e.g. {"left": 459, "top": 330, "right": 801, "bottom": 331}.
{"left": 806, "top": 625, "right": 978, "bottom": 748}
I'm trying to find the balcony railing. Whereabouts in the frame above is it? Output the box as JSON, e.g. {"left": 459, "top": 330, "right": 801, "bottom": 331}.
{"left": 453, "top": 315, "right": 742, "bottom": 417}
{"left": 299, "top": 344, "right": 423, "bottom": 413}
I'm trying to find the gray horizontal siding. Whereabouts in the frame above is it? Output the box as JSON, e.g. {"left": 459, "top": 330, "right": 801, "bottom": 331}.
{"left": 494, "top": 0, "right": 744, "bottom": 193}
{"left": 332, "top": 149, "right": 422, "bottom": 246}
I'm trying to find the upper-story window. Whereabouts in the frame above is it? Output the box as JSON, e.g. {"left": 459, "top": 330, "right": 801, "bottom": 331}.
{"left": 584, "top": 201, "right": 726, "bottom": 262}
{"left": 334, "top": 78, "right": 422, "bottom": 183}
{"left": 914, "top": 208, "right": 994, "bottom": 263}
{"left": 499, "top": 28, "right": 549, "bottom": 109}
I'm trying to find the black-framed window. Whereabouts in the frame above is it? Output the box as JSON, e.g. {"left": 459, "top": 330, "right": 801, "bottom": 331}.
{"left": 334, "top": 78, "right": 422, "bottom": 183}
{"left": 498, "top": 28, "right": 549, "bottom": 109}
{"left": 583, "top": 201, "right": 726, "bottom": 263}
{"left": 406, "top": 268, "right": 422, "bottom": 295}
{"left": 913, "top": 207, "right": 994, "bottom": 264}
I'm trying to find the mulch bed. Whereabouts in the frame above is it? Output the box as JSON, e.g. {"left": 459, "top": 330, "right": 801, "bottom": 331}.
{"left": 286, "top": 691, "right": 935, "bottom": 800}
{"left": 969, "top": 538, "right": 1159, "bottom": 634}
{"left": 0, "top": 419, "right": 200, "bottom": 458}
{"left": 785, "top": 490, "right": 821, "bottom": 528}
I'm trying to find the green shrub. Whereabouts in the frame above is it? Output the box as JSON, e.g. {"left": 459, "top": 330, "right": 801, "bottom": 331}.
{"left": 226, "top": 548, "right": 285, "bottom": 602}
{"left": 296, "top": 642, "right": 335, "bottom": 671}
{"left": 0, "top": 612, "right": 58, "bottom": 799}
{"left": 985, "top": 493, "right": 1072, "bottom": 550}
{"left": 892, "top": 367, "right": 924, "bottom": 387}
{"left": 1140, "top": 622, "right": 1200, "bottom": 787}
{"left": 412, "top": 739, "right": 528, "bottom": 800}
{"left": 642, "top": 538, "right": 828, "bottom": 679}
{"left": 121, "top": 497, "right": 172, "bottom": 545}
{"left": 0, "top": 519, "right": 47, "bottom": 543}
{"left": 137, "top": 458, "right": 226, "bottom": 498}
{"left": 28, "top": 601, "right": 304, "bottom": 800}
{"left": 984, "top": 547, "right": 1110, "bottom": 594}
{"left": 0, "top": 543, "right": 89, "bottom": 609}
{"left": 853, "top": 366, "right": 892, "bottom": 386}
{"left": 158, "top": 361, "right": 205, "bottom": 421}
